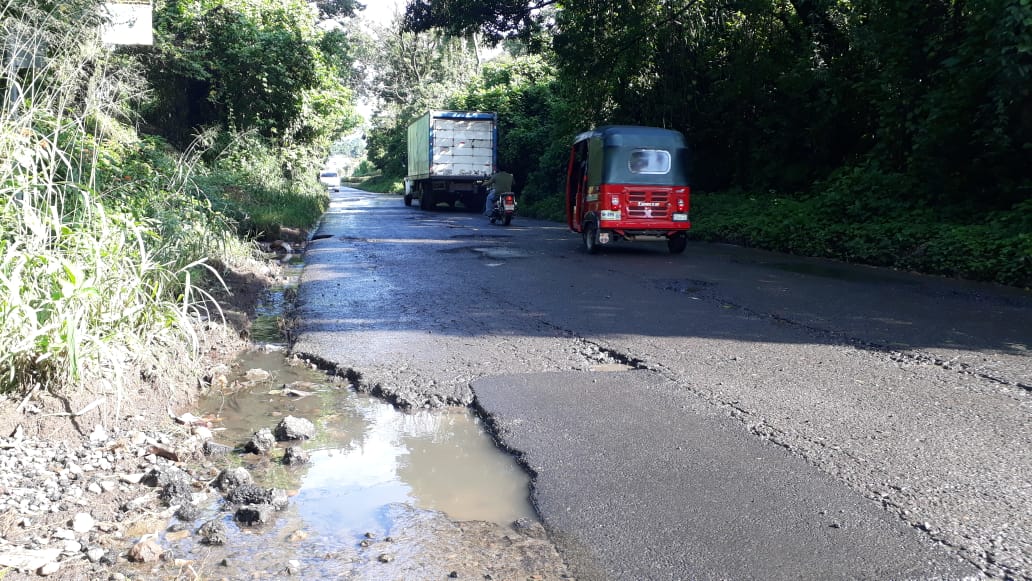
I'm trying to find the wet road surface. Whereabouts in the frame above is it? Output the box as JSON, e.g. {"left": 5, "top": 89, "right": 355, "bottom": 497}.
{"left": 294, "top": 188, "right": 1032, "bottom": 580}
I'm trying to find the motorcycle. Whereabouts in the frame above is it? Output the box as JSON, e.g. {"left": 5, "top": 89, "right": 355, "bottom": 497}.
{"left": 488, "top": 191, "right": 517, "bottom": 226}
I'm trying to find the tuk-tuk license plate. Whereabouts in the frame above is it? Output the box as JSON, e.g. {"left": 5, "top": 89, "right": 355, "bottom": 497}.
{"left": 672, "top": 213, "right": 689, "bottom": 221}
{"left": 503, "top": 203, "right": 515, "bottom": 211}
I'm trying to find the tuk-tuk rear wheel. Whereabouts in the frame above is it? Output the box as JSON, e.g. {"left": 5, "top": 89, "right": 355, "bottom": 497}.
{"left": 668, "top": 233, "right": 687, "bottom": 254}
{"left": 583, "top": 222, "right": 599, "bottom": 254}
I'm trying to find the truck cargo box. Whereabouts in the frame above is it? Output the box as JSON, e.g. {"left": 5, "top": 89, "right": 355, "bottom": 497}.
{"left": 405, "top": 111, "right": 498, "bottom": 211}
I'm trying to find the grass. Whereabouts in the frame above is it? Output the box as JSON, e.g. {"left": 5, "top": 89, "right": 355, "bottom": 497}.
{"left": 0, "top": 5, "right": 326, "bottom": 399}
{"left": 351, "top": 174, "right": 404, "bottom": 194}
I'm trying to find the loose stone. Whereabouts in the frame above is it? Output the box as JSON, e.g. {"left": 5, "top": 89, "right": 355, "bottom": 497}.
{"left": 274, "top": 416, "right": 315, "bottom": 441}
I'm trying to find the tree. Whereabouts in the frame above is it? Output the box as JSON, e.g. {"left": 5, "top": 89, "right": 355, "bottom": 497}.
{"left": 314, "top": 0, "right": 363, "bottom": 20}
{"left": 137, "top": 0, "right": 360, "bottom": 149}
{"left": 447, "top": 55, "right": 562, "bottom": 200}
{"left": 402, "top": 0, "right": 557, "bottom": 45}
{"left": 354, "top": 13, "right": 482, "bottom": 175}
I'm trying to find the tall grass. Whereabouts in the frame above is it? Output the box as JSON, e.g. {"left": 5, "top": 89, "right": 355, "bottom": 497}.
{"left": 0, "top": 4, "right": 241, "bottom": 396}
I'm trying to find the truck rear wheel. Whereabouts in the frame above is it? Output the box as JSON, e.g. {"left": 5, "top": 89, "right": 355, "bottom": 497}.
{"left": 404, "top": 194, "right": 412, "bottom": 206}
{"left": 420, "top": 190, "right": 434, "bottom": 210}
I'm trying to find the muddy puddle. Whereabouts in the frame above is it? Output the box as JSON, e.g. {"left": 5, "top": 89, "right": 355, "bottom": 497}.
{"left": 159, "top": 256, "right": 539, "bottom": 578}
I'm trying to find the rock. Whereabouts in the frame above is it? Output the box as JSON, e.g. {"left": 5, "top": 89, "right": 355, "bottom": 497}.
{"left": 225, "top": 483, "right": 269, "bottom": 505}
{"left": 286, "top": 559, "right": 301, "bottom": 575}
{"left": 120, "top": 473, "right": 145, "bottom": 485}
{"left": 141, "top": 465, "right": 192, "bottom": 489}
{"left": 377, "top": 553, "right": 393, "bottom": 563}
{"left": 203, "top": 441, "right": 233, "bottom": 457}
{"left": 192, "top": 426, "right": 213, "bottom": 440}
{"left": 60, "top": 540, "right": 81, "bottom": 554}
{"left": 235, "top": 504, "right": 273, "bottom": 526}
{"left": 52, "top": 528, "right": 76, "bottom": 540}
{"left": 225, "top": 484, "right": 289, "bottom": 510}
{"left": 245, "top": 368, "right": 271, "bottom": 382}
{"left": 159, "top": 477, "right": 193, "bottom": 507}
{"left": 123, "top": 492, "right": 159, "bottom": 511}
{"left": 37, "top": 561, "right": 60, "bottom": 576}
{"left": 0, "top": 547, "right": 61, "bottom": 571}
{"left": 198, "top": 520, "right": 228, "bottom": 545}
{"left": 244, "top": 428, "right": 276, "bottom": 454}
{"left": 89, "top": 425, "right": 109, "bottom": 446}
{"left": 175, "top": 503, "right": 201, "bottom": 521}
{"left": 86, "top": 547, "right": 105, "bottom": 562}
{"left": 282, "top": 446, "right": 310, "bottom": 466}
{"left": 215, "top": 467, "right": 253, "bottom": 491}
{"left": 274, "top": 416, "right": 315, "bottom": 441}
{"left": 127, "top": 537, "right": 164, "bottom": 563}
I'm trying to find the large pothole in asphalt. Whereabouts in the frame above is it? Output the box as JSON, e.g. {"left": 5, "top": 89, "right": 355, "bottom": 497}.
{"left": 145, "top": 254, "right": 568, "bottom": 579}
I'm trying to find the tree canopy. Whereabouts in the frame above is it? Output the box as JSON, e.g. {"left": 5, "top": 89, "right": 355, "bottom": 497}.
{"left": 137, "top": 0, "right": 360, "bottom": 149}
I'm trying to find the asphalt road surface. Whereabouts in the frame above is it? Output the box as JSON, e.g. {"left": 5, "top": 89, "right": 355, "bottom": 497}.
{"left": 293, "top": 188, "right": 1031, "bottom": 580}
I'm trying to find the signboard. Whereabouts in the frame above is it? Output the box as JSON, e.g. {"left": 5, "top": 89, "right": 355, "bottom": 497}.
{"left": 100, "top": 1, "right": 154, "bottom": 46}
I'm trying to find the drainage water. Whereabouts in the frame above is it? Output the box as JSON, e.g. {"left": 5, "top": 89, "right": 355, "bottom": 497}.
{"left": 164, "top": 257, "right": 537, "bottom": 577}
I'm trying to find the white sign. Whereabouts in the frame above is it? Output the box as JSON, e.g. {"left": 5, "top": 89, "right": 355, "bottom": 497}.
{"left": 100, "top": 2, "right": 153, "bottom": 46}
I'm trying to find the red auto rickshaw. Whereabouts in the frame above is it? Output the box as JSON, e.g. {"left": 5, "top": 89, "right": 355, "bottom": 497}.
{"left": 566, "top": 125, "right": 691, "bottom": 254}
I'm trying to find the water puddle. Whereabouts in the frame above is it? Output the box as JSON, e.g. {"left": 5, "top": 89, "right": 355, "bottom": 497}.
{"left": 161, "top": 255, "right": 537, "bottom": 578}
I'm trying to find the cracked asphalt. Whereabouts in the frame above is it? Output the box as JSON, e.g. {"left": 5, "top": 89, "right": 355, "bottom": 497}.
{"left": 293, "top": 188, "right": 1031, "bottom": 580}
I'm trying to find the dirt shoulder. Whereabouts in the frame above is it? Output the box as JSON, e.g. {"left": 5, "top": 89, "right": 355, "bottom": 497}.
{"left": 0, "top": 232, "right": 572, "bottom": 581}
{"left": 0, "top": 240, "right": 286, "bottom": 578}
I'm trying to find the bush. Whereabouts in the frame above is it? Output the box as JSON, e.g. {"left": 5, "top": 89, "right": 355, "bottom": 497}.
{"left": 688, "top": 184, "right": 1032, "bottom": 287}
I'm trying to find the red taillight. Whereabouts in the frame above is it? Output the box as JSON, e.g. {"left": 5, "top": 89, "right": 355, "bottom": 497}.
{"left": 504, "top": 195, "right": 514, "bottom": 204}
{"left": 610, "top": 195, "right": 620, "bottom": 208}
{"left": 677, "top": 198, "right": 686, "bottom": 211}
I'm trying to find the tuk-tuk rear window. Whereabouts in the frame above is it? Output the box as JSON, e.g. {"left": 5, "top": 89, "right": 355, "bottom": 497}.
{"left": 628, "top": 149, "right": 671, "bottom": 174}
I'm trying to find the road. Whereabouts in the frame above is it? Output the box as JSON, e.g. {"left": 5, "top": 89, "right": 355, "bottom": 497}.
{"left": 293, "top": 187, "right": 1031, "bottom": 580}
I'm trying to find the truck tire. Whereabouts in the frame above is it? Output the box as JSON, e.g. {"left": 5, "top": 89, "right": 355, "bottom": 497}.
{"left": 404, "top": 194, "right": 412, "bottom": 206}
{"left": 420, "top": 190, "right": 434, "bottom": 210}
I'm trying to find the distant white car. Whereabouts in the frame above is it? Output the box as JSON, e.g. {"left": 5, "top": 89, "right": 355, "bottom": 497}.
{"left": 319, "top": 170, "right": 341, "bottom": 191}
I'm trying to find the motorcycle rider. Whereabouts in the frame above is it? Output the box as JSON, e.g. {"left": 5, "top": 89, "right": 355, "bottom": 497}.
{"left": 483, "top": 170, "right": 514, "bottom": 216}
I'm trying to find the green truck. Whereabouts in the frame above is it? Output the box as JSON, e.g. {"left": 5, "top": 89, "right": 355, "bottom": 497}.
{"left": 405, "top": 110, "right": 498, "bottom": 211}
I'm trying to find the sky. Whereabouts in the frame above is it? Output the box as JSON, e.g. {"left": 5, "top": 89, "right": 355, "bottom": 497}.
{"left": 359, "top": 0, "right": 404, "bottom": 26}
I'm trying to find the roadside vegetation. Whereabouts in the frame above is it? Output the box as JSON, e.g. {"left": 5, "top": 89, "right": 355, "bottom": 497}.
{"left": 360, "top": 0, "right": 1031, "bottom": 288}
{"left": 1, "top": 0, "right": 1027, "bottom": 405}
{"left": 0, "top": 0, "right": 361, "bottom": 399}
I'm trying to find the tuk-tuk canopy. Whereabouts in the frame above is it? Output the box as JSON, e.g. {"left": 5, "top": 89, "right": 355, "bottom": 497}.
{"left": 573, "top": 125, "right": 691, "bottom": 187}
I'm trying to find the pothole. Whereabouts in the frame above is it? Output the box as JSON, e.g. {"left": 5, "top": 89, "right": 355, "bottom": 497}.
{"left": 472, "top": 247, "right": 529, "bottom": 260}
